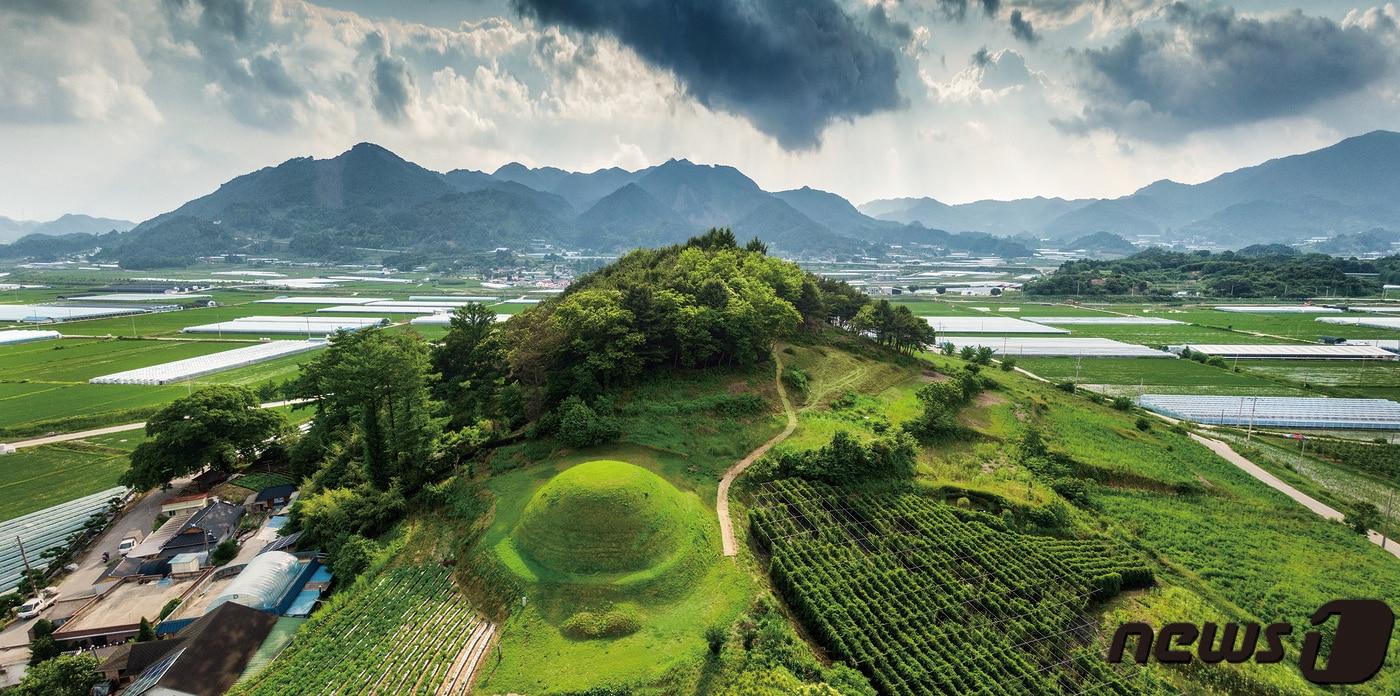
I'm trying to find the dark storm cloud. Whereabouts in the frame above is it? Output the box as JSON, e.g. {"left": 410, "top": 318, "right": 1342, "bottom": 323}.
{"left": 1058, "top": 3, "right": 1397, "bottom": 139}
{"left": 980, "top": 0, "right": 1002, "bottom": 18}
{"left": 1009, "top": 9, "right": 1037, "bottom": 43}
{"left": 867, "top": 4, "right": 914, "bottom": 43}
{"left": 510, "top": 0, "right": 903, "bottom": 149}
{"left": 371, "top": 53, "right": 416, "bottom": 123}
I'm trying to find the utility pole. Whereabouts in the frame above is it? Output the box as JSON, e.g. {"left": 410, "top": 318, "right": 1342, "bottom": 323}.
{"left": 1246, "top": 397, "right": 1258, "bottom": 443}
{"left": 15, "top": 535, "right": 34, "bottom": 588}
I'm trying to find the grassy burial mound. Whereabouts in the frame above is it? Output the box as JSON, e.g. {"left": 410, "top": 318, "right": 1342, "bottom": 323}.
{"left": 514, "top": 459, "right": 689, "bottom": 577}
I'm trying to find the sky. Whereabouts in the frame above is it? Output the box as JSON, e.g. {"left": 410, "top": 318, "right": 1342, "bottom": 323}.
{"left": 1, "top": 0, "right": 1397, "bottom": 222}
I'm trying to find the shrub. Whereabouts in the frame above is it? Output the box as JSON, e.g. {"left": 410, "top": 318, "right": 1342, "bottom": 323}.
{"left": 209, "top": 538, "right": 238, "bottom": 566}
{"left": 1055, "top": 380, "right": 1076, "bottom": 393}
{"left": 332, "top": 534, "right": 380, "bottom": 581}
{"left": 706, "top": 625, "right": 727, "bottom": 654}
{"left": 1111, "top": 396, "right": 1132, "bottom": 411}
{"left": 781, "top": 367, "right": 810, "bottom": 393}
{"left": 1134, "top": 417, "right": 1152, "bottom": 432}
{"left": 1050, "top": 478, "right": 1092, "bottom": 507}
{"left": 557, "top": 396, "right": 621, "bottom": 448}
{"left": 561, "top": 605, "right": 643, "bottom": 640}
{"left": 999, "top": 358, "right": 1016, "bottom": 371}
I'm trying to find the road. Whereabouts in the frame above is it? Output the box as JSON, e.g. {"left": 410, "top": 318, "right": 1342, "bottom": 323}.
{"left": 2, "top": 398, "right": 314, "bottom": 451}
{"left": 1190, "top": 433, "right": 1400, "bottom": 561}
{"left": 717, "top": 353, "right": 797, "bottom": 557}
{"left": 0, "top": 475, "right": 196, "bottom": 657}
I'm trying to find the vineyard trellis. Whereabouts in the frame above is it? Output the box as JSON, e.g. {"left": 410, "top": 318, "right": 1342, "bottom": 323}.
{"left": 230, "top": 565, "right": 495, "bottom": 696}
{"left": 750, "top": 480, "right": 1159, "bottom": 696}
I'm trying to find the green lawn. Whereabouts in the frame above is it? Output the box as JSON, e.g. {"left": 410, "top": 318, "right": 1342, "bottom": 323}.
{"left": 0, "top": 439, "right": 136, "bottom": 521}
{"left": 0, "top": 337, "right": 242, "bottom": 382}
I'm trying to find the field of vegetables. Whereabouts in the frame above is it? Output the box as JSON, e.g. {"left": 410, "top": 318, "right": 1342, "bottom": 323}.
{"left": 750, "top": 479, "right": 1155, "bottom": 696}
{"left": 231, "top": 565, "right": 494, "bottom": 696}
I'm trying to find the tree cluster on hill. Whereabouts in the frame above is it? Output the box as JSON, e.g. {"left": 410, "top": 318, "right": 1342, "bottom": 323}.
{"left": 752, "top": 430, "right": 918, "bottom": 485}
{"left": 1025, "top": 247, "right": 1396, "bottom": 297}
{"left": 850, "top": 300, "right": 938, "bottom": 354}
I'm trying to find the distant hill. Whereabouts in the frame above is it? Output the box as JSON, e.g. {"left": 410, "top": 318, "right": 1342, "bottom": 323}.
{"left": 863, "top": 131, "right": 1400, "bottom": 246}
{"left": 94, "top": 145, "right": 1039, "bottom": 267}
{"left": 0, "top": 213, "right": 133, "bottom": 245}
{"left": 1060, "top": 231, "right": 1138, "bottom": 256}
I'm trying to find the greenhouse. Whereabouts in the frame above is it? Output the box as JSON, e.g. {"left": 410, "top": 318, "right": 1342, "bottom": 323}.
{"left": 210, "top": 551, "right": 304, "bottom": 612}
{"left": 1024, "top": 316, "right": 1183, "bottom": 325}
{"left": 182, "top": 316, "right": 384, "bottom": 335}
{"left": 317, "top": 304, "right": 458, "bottom": 315}
{"left": 90, "top": 340, "right": 324, "bottom": 385}
{"left": 410, "top": 313, "right": 513, "bottom": 327}
{"left": 1215, "top": 305, "right": 1342, "bottom": 314}
{"left": 939, "top": 337, "right": 1172, "bottom": 358}
{"left": 0, "top": 329, "right": 61, "bottom": 345}
{"left": 69, "top": 293, "right": 211, "bottom": 302}
{"left": 0, "top": 304, "right": 147, "bottom": 322}
{"left": 0, "top": 487, "right": 126, "bottom": 592}
{"left": 921, "top": 316, "right": 1067, "bottom": 334}
{"left": 256, "top": 296, "right": 388, "bottom": 305}
{"left": 1138, "top": 395, "right": 1400, "bottom": 430}
{"left": 1175, "top": 344, "right": 1397, "bottom": 360}
{"left": 1317, "top": 317, "right": 1400, "bottom": 330}
{"left": 408, "top": 295, "right": 495, "bottom": 302}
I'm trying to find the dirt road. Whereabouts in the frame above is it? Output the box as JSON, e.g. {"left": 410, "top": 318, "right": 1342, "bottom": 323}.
{"left": 717, "top": 354, "right": 797, "bottom": 557}
{"left": 1190, "top": 433, "right": 1400, "bottom": 561}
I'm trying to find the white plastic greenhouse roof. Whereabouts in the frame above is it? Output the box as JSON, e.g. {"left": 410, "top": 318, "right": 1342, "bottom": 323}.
{"left": 316, "top": 305, "right": 447, "bottom": 314}
{"left": 922, "top": 316, "right": 1068, "bottom": 334}
{"left": 367, "top": 300, "right": 476, "bottom": 307}
{"left": 0, "top": 329, "right": 61, "bottom": 345}
{"left": 182, "top": 316, "right": 384, "bottom": 335}
{"left": 90, "top": 340, "right": 324, "bottom": 384}
{"left": 256, "top": 296, "right": 388, "bottom": 305}
{"left": 210, "top": 551, "right": 302, "bottom": 612}
{"left": 0, "top": 304, "right": 147, "bottom": 322}
{"left": 1317, "top": 317, "right": 1400, "bottom": 330}
{"left": 1350, "top": 306, "right": 1400, "bottom": 313}
{"left": 1178, "top": 344, "right": 1397, "bottom": 360}
{"left": 1215, "top": 305, "right": 1343, "bottom": 314}
{"left": 1138, "top": 395, "right": 1400, "bottom": 430}
{"left": 940, "top": 337, "right": 1172, "bottom": 358}
{"left": 410, "top": 313, "right": 513, "bottom": 326}
{"left": 0, "top": 487, "right": 126, "bottom": 592}
{"left": 1024, "top": 316, "right": 1183, "bottom": 325}
{"left": 69, "top": 293, "right": 211, "bottom": 302}
{"left": 408, "top": 295, "right": 495, "bottom": 302}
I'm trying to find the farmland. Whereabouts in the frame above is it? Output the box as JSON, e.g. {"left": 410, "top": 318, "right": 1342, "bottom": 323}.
{"left": 0, "top": 438, "right": 137, "bottom": 521}
{"left": 231, "top": 564, "right": 493, "bottom": 695}
{"left": 752, "top": 478, "right": 1155, "bottom": 695}
{"left": 1014, "top": 357, "right": 1308, "bottom": 396}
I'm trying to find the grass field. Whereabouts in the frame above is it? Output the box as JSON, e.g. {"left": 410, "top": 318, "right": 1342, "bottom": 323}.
{"left": 1117, "top": 307, "right": 1400, "bottom": 342}
{"left": 1238, "top": 359, "right": 1400, "bottom": 393}
{"left": 0, "top": 337, "right": 244, "bottom": 382}
{"left": 0, "top": 438, "right": 139, "bottom": 521}
{"left": 475, "top": 457, "right": 752, "bottom": 694}
{"left": 1015, "top": 356, "right": 1309, "bottom": 396}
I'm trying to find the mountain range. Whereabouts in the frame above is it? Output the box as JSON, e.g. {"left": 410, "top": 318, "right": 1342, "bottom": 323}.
{"left": 4, "top": 131, "right": 1399, "bottom": 266}
{"left": 863, "top": 130, "right": 1400, "bottom": 247}
{"left": 0, "top": 214, "right": 133, "bottom": 245}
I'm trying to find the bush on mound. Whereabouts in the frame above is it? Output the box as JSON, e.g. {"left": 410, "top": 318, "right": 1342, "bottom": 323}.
{"left": 561, "top": 604, "right": 643, "bottom": 640}
{"left": 514, "top": 460, "right": 688, "bottom": 575}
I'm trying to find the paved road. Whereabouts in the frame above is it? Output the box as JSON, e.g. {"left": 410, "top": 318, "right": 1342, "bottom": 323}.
{"left": 717, "top": 353, "right": 797, "bottom": 557}
{"left": 1191, "top": 433, "right": 1400, "bottom": 561}
{"left": 3, "top": 398, "right": 314, "bottom": 451}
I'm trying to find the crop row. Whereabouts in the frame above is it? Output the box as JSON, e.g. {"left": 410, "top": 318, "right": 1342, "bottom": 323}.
{"left": 750, "top": 479, "right": 1154, "bottom": 695}
{"left": 232, "top": 565, "right": 489, "bottom": 696}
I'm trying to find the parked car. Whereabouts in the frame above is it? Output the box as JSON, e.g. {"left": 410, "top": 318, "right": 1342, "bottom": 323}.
{"left": 16, "top": 588, "right": 58, "bottom": 619}
{"left": 117, "top": 529, "right": 144, "bottom": 556}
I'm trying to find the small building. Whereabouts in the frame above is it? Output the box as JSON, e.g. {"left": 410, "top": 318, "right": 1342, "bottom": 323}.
{"left": 250, "top": 484, "right": 296, "bottom": 512}
{"left": 159, "top": 501, "right": 243, "bottom": 560}
{"left": 169, "top": 552, "right": 208, "bottom": 575}
{"left": 160, "top": 494, "right": 210, "bottom": 517}
{"left": 51, "top": 575, "right": 204, "bottom": 649}
{"left": 117, "top": 601, "right": 278, "bottom": 696}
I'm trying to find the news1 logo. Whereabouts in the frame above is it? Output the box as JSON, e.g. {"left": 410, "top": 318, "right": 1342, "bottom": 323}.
{"left": 1107, "top": 600, "right": 1394, "bottom": 684}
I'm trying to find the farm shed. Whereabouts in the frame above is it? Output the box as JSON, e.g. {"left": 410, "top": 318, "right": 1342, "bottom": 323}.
{"left": 122, "top": 601, "right": 278, "bottom": 696}
{"left": 251, "top": 484, "right": 296, "bottom": 512}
